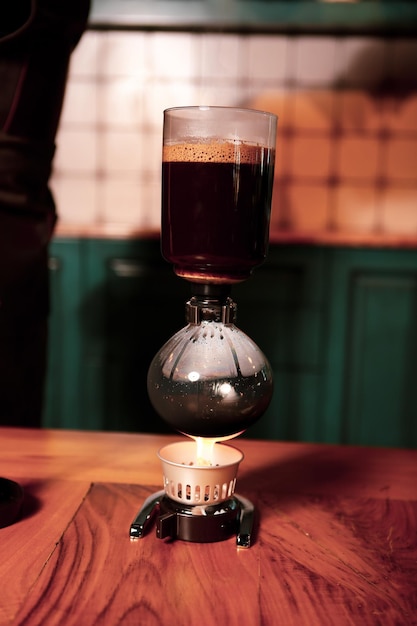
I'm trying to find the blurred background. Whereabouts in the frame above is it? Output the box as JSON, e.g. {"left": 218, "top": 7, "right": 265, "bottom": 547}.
{"left": 52, "top": 1, "right": 417, "bottom": 237}
{"left": 45, "top": 0, "right": 417, "bottom": 448}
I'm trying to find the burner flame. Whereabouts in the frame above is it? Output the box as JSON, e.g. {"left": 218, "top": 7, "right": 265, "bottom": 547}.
{"left": 191, "top": 432, "right": 244, "bottom": 467}
{"left": 195, "top": 437, "right": 216, "bottom": 466}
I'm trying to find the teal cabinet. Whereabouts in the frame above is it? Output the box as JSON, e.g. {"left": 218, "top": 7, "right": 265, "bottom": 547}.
{"left": 45, "top": 238, "right": 417, "bottom": 448}
{"left": 322, "top": 248, "right": 417, "bottom": 448}
{"left": 82, "top": 238, "right": 190, "bottom": 433}
{"left": 234, "top": 246, "right": 325, "bottom": 442}
{"left": 44, "top": 239, "right": 84, "bottom": 429}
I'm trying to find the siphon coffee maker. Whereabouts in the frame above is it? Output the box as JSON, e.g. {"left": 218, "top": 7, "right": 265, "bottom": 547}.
{"left": 130, "top": 106, "right": 277, "bottom": 547}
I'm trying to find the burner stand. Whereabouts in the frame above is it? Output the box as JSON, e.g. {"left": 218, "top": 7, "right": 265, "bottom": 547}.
{"left": 130, "top": 491, "right": 254, "bottom": 548}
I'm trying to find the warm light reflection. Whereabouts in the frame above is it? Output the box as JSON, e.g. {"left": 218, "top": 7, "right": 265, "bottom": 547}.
{"left": 218, "top": 382, "right": 232, "bottom": 395}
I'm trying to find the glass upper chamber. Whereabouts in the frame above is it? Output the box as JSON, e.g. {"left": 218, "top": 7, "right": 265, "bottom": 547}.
{"left": 148, "top": 107, "right": 277, "bottom": 440}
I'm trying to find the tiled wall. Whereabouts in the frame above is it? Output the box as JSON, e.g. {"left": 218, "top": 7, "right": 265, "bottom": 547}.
{"left": 52, "top": 30, "right": 417, "bottom": 239}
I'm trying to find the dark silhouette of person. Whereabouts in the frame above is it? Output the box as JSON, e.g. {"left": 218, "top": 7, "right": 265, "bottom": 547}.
{"left": 0, "top": 0, "right": 90, "bottom": 426}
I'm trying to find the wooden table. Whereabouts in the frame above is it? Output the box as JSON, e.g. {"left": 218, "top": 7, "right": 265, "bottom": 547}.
{"left": 0, "top": 427, "right": 416, "bottom": 626}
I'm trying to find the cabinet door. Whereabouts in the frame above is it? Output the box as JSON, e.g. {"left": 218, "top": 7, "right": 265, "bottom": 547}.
{"left": 83, "top": 238, "right": 191, "bottom": 433}
{"left": 323, "top": 248, "right": 417, "bottom": 447}
{"left": 234, "top": 245, "right": 325, "bottom": 442}
{"left": 44, "top": 239, "right": 84, "bottom": 429}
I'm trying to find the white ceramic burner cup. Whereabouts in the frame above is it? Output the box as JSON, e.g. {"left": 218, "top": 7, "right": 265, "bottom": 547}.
{"left": 158, "top": 441, "right": 244, "bottom": 506}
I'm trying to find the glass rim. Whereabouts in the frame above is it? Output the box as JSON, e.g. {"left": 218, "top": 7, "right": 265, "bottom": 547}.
{"left": 164, "top": 105, "right": 278, "bottom": 122}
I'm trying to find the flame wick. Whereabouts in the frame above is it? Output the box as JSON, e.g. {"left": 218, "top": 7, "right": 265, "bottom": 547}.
{"left": 195, "top": 437, "right": 216, "bottom": 466}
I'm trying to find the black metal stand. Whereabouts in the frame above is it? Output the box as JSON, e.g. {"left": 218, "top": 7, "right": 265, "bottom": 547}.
{"left": 130, "top": 491, "right": 254, "bottom": 548}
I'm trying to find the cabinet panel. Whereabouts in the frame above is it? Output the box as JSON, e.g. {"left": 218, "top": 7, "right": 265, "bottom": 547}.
{"left": 44, "top": 239, "right": 84, "bottom": 429}
{"left": 323, "top": 249, "right": 417, "bottom": 447}
{"left": 83, "top": 238, "right": 191, "bottom": 433}
{"left": 248, "top": 371, "right": 321, "bottom": 441}
{"left": 235, "top": 246, "right": 325, "bottom": 441}
{"left": 234, "top": 247, "right": 325, "bottom": 370}
{"left": 345, "top": 272, "right": 417, "bottom": 447}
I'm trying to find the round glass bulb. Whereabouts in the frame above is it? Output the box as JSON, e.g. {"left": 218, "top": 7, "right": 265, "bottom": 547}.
{"left": 147, "top": 320, "right": 273, "bottom": 439}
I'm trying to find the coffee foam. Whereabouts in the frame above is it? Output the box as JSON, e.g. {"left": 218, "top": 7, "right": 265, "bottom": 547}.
{"left": 163, "top": 141, "right": 268, "bottom": 163}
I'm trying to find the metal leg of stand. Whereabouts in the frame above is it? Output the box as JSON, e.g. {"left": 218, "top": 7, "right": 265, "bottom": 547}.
{"left": 235, "top": 494, "right": 255, "bottom": 549}
{"left": 129, "top": 490, "right": 165, "bottom": 539}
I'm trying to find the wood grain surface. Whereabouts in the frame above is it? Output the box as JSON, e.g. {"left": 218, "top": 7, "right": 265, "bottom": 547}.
{"left": 11, "top": 483, "right": 417, "bottom": 626}
{"left": 0, "top": 480, "right": 89, "bottom": 626}
{"left": 1, "top": 428, "right": 416, "bottom": 626}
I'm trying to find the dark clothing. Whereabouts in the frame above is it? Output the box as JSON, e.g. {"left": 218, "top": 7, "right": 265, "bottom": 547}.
{"left": 0, "top": 1, "right": 90, "bottom": 426}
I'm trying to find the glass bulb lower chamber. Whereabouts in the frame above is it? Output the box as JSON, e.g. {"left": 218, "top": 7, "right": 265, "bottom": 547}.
{"left": 147, "top": 313, "right": 273, "bottom": 439}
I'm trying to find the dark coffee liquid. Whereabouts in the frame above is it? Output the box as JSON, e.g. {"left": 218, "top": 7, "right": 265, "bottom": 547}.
{"left": 162, "top": 143, "right": 275, "bottom": 284}
{"left": 149, "top": 373, "right": 273, "bottom": 438}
